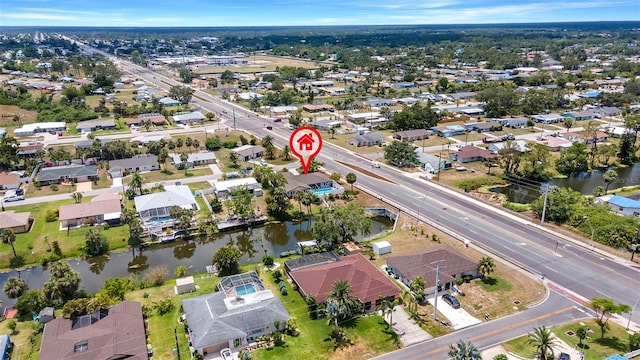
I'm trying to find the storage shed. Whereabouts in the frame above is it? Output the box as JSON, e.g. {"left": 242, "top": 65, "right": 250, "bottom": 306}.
{"left": 372, "top": 241, "right": 392, "bottom": 255}
{"left": 38, "top": 307, "right": 55, "bottom": 324}
{"left": 175, "top": 276, "right": 196, "bottom": 295}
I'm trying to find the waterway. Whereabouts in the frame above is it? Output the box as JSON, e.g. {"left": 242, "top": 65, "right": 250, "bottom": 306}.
{"left": 0, "top": 216, "right": 392, "bottom": 306}
{"left": 491, "top": 164, "right": 640, "bottom": 203}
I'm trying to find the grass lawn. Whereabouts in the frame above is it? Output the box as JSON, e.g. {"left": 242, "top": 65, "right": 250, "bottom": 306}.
{"left": 476, "top": 276, "right": 513, "bottom": 292}
{"left": 93, "top": 167, "right": 112, "bottom": 190}
{"left": 323, "top": 132, "right": 389, "bottom": 156}
{"left": 187, "top": 181, "right": 213, "bottom": 191}
{"left": 252, "top": 269, "right": 399, "bottom": 360}
{"left": 26, "top": 181, "right": 77, "bottom": 198}
{"left": 451, "top": 132, "right": 486, "bottom": 143}
{"left": 0, "top": 319, "right": 41, "bottom": 360}
{"left": 137, "top": 166, "right": 212, "bottom": 183}
{"left": 0, "top": 197, "right": 130, "bottom": 270}
{"left": 503, "top": 319, "right": 632, "bottom": 360}
{"left": 0, "top": 104, "right": 38, "bottom": 130}
{"left": 195, "top": 196, "right": 211, "bottom": 219}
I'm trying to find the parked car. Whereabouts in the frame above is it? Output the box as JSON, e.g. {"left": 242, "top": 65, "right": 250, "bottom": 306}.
{"left": 220, "top": 348, "right": 233, "bottom": 360}
{"left": 274, "top": 118, "right": 282, "bottom": 122}
{"left": 371, "top": 162, "right": 381, "bottom": 168}
{"left": 260, "top": 159, "right": 268, "bottom": 166}
{"left": 442, "top": 294, "right": 460, "bottom": 309}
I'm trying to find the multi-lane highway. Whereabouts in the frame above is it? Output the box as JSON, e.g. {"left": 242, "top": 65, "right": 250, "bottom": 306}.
{"left": 78, "top": 41, "right": 640, "bottom": 356}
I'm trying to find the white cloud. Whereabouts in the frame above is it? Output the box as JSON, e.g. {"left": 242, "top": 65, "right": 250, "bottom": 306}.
{"left": 2, "top": 13, "right": 77, "bottom": 21}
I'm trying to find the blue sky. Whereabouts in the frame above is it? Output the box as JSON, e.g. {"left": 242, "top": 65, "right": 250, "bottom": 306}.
{"left": 1, "top": 0, "right": 638, "bottom": 27}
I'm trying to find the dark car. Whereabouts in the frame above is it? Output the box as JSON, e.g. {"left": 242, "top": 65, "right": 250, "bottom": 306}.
{"left": 558, "top": 353, "right": 570, "bottom": 360}
{"left": 442, "top": 294, "right": 460, "bottom": 309}
{"left": 274, "top": 118, "right": 282, "bottom": 122}
{"left": 266, "top": 126, "right": 273, "bottom": 130}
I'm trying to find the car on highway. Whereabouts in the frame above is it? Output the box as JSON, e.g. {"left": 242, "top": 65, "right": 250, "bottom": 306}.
{"left": 274, "top": 118, "right": 282, "bottom": 122}
{"left": 266, "top": 126, "right": 273, "bottom": 130}
{"left": 372, "top": 162, "right": 381, "bottom": 168}
{"left": 441, "top": 294, "right": 460, "bottom": 309}
{"left": 220, "top": 348, "right": 233, "bottom": 360}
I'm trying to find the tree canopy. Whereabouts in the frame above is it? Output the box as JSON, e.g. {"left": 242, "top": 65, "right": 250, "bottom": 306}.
{"left": 312, "top": 204, "right": 371, "bottom": 249}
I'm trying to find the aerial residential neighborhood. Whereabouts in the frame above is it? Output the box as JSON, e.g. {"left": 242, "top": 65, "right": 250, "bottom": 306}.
{"left": 0, "top": 16, "right": 639, "bottom": 360}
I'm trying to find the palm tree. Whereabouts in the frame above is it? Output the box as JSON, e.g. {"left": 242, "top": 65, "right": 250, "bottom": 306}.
{"left": 282, "top": 145, "right": 291, "bottom": 161}
{"left": 71, "top": 192, "right": 83, "bottom": 203}
{"left": 603, "top": 169, "right": 618, "bottom": 193}
{"left": 1, "top": 229, "right": 17, "bottom": 258}
{"left": 180, "top": 153, "right": 189, "bottom": 175}
{"left": 167, "top": 140, "right": 176, "bottom": 151}
{"left": 227, "top": 151, "right": 239, "bottom": 168}
{"left": 328, "top": 280, "right": 357, "bottom": 318}
{"left": 192, "top": 139, "right": 200, "bottom": 151}
{"left": 477, "top": 256, "right": 495, "bottom": 278}
{"left": 185, "top": 137, "right": 193, "bottom": 153}
{"left": 447, "top": 340, "right": 481, "bottom": 360}
{"left": 129, "top": 171, "right": 145, "bottom": 196}
{"left": 293, "top": 190, "right": 305, "bottom": 213}
{"left": 528, "top": 326, "right": 559, "bottom": 360}
{"left": 176, "top": 138, "right": 184, "bottom": 152}
{"left": 261, "top": 135, "right": 274, "bottom": 149}
{"left": 3, "top": 277, "right": 27, "bottom": 299}
{"left": 345, "top": 172, "right": 357, "bottom": 192}
{"left": 563, "top": 118, "right": 573, "bottom": 133}
{"left": 376, "top": 295, "right": 399, "bottom": 329}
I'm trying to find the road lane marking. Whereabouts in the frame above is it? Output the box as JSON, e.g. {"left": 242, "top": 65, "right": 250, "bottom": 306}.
{"left": 410, "top": 306, "right": 575, "bottom": 360}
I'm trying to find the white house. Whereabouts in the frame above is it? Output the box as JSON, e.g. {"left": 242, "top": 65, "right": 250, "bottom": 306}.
{"left": 597, "top": 195, "right": 640, "bottom": 217}
{"left": 134, "top": 185, "right": 198, "bottom": 226}
{"left": 14, "top": 122, "right": 66, "bottom": 136}
{"left": 210, "top": 177, "right": 263, "bottom": 198}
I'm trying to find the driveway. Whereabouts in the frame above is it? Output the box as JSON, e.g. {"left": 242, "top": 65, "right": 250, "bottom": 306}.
{"left": 111, "top": 176, "right": 122, "bottom": 189}
{"left": 76, "top": 181, "right": 93, "bottom": 192}
{"left": 383, "top": 305, "right": 432, "bottom": 346}
{"left": 429, "top": 295, "right": 481, "bottom": 330}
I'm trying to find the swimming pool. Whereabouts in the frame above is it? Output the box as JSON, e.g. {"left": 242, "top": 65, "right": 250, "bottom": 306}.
{"left": 235, "top": 284, "right": 256, "bottom": 296}
{"left": 150, "top": 216, "right": 172, "bottom": 222}
{"left": 312, "top": 188, "right": 333, "bottom": 196}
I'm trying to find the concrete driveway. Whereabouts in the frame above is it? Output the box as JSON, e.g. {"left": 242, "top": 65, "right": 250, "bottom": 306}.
{"left": 430, "top": 295, "right": 481, "bottom": 330}
{"left": 382, "top": 305, "right": 432, "bottom": 347}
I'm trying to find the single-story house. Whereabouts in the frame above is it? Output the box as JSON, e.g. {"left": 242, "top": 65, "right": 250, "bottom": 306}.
{"left": 348, "top": 132, "right": 385, "bottom": 147}
{"left": 132, "top": 80, "right": 145, "bottom": 87}
{"left": 347, "top": 112, "right": 381, "bottom": 123}
{"left": 108, "top": 154, "right": 159, "bottom": 177}
{"left": 159, "top": 97, "right": 181, "bottom": 106}
{"left": 126, "top": 113, "right": 166, "bottom": 127}
{"left": 487, "top": 140, "right": 528, "bottom": 153}
{"left": 313, "top": 119, "right": 343, "bottom": 131}
{"left": 583, "top": 130, "right": 609, "bottom": 145}
{"left": 393, "top": 129, "right": 431, "bottom": 142}
{"left": 182, "top": 272, "right": 290, "bottom": 356}
{"left": 597, "top": 195, "right": 640, "bottom": 217}
{"left": 36, "top": 165, "right": 99, "bottom": 185}
{"left": 282, "top": 172, "right": 343, "bottom": 198}
{"left": 170, "top": 152, "right": 216, "bottom": 169}
{"left": 464, "top": 121, "right": 500, "bottom": 133}
{"left": 386, "top": 245, "right": 480, "bottom": 296}
{"left": 284, "top": 251, "right": 341, "bottom": 273}
{"left": 75, "top": 119, "right": 116, "bottom": 133}
{"left": 59, "top": 193, "right": 122, "bottom": 229}
{"left": 39, "top": 301, "right": 147, "bottom": 360}
{"left": 496, "top": 117, "right": 529, "bottom": 128}
{"left": 563, "top": 110, "right": 595, "bottom": 121}
{"left": 289, "top": 253, "right": 402, "bottom": 311}
{"left": 302, "top": 104, "right": 335, "bottom": 113}
{"left": 172, "top": 111, "right": 206, "bottom": 125}
{"left": 0, "top": 211, "right": 32, "bottom": 234}
{"left": 531, "top": 114, "right": 564, "bottom": 124}
{"left": 431, "top": 125, "right": 466, "bottom": 137}
{"left": 129, "top": 134, "right": 172, "bottom": 144}
{"left": 449, "top": 146, "right": 497, "bottom": 163}
{"left": 416, "top": 152, "right": 452, "bottom": 174}
{"left": 17, "top": 143, "right": 44, "bottom": 158}
{"left": 534, "top": 137, "right": 573, "bottom": 152}
{"left": 233, "top": 145, "right": 265, "bottom": 162}
{"left": 134, "top": 185, "right": 197, "bottom": 224}
{"left": 560, "top": 132, "right": 584, "bottom": 143}
{"left": 211, "top": 177, "right": 263, "bottom": 198}
{"left": 0, "top": 173, "right": 19, "bottom": 190}
{"left": 14, "top": 122, "right": 66, "bottom": 137}
{"left": 592, "top": 106, "right": 621, "bottom": 118}
{"left": 310, "top": 80, "right": 334, "bottom": 87}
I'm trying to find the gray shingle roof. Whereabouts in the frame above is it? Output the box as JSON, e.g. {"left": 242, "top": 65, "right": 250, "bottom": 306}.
{"left": 37, "top": 165, "right": 98, "bottom": 182}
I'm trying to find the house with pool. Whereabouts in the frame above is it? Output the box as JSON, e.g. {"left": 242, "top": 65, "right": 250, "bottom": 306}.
{"left": 181, "top": 272, "right": 290, "bottom": 356}
{"left": 134, "top": 185, "right": 197, "bottom": 230}
{"left": 282, "top": 172, "right": 344, "bottom": 198}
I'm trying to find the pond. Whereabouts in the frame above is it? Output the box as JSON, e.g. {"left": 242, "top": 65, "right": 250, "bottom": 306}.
{"left": 491, "top": 164, "right": 640, "bottom": 203}
{"left": 0, "top": 216, "right": 392, "bottom": 306}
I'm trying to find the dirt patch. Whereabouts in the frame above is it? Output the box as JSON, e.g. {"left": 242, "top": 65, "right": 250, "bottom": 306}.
{"left": 76, "top": 181, "right": 93, "bottom": 192}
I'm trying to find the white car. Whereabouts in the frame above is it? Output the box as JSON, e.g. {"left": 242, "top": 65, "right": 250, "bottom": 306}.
{"left": 220, "top": 348, "right": 233, "bottom": 360}
{"left": 260, "top": 159, "right": 268, "bottom": 166}
{"left": 371, "top": 162, "right": 381, "bottom": 168}
{"left": 3, "top": 190, "right": 24, "bottom": 202}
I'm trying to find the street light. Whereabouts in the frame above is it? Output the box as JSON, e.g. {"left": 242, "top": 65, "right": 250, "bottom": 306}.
{"left": 627, "top": 294, "right": 640, "bottom": 330}
{"left": 583, "top": 215, "right": 595, "bottom": 250}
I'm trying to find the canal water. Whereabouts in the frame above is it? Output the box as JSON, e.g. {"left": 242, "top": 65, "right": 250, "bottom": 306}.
{"left": 491, "top": 164, "right": 640, "bottom": 203}
{"left": 0, "top": 216, "right": 392, "bottom": 306}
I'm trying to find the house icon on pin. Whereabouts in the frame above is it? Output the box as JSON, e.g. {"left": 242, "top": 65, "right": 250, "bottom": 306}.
{"left": 297, "top": 133, "right": 315, "bottom": 151}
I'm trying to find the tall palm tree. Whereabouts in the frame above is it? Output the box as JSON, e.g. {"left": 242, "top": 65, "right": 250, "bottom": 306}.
{"left": 603, "top": 169, "right": 618, "bottom": 193}
{"left": 447, "top": 340, "right": 481, "bottom": 360}
{"left": 528, "top": 326, "right": 559, "bottom": 360}
{"left": 1, "top": 229, "right": 17, "bottom": 258}
{"left": 129, "top": 171, "right": 145, "bottom": 196}
{"left": 477, "top": 257, "right": 495, "bottom": 278}
{"left": 176, "top": 138, "right": 184, "bottom": 152}
{"left": 293, "top": 190, "right": 304, "bottom": 213}
{"left": 328, "top": 280, "right": 357, "bottom": 318}
{"left": 376, "top": 295, "right": 399, "bottom": 329}
{"left": 185, "top": 137, "right": 193, "bottom": 153}
{"left": 282, "top": 145, "right": 291, "bottom": 160}
{"left": 180, "top": 153, "right": 189, "bottom": 175}
{"left": 261, "top": 135, "right": 274, "bottom": 149}
{"left": 192, "top": 139, "right": 200, "bottom": 151}
{"left": 3, "top": 277, "right": 27, "bottom": 299}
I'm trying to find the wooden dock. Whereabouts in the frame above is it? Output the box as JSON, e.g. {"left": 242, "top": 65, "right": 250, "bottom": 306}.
{"left": 217, "top": 215, "right": 268, "bottom": 232}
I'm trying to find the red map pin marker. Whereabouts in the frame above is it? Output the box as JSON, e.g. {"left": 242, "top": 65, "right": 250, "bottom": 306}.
{"left": 289, "top": 126, "right": 323, "bottom": 174}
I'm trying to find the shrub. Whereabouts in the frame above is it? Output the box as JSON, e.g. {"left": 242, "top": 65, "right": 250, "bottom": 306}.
{"left": 493, "top": 355, "right": 508, "bottom": 360}
{"left": 210, "top": 196, "right": 223, "bottom": 213}
{"left": 222, "top": 140, "right": 238, "bottom": 149}
{"left": 502, "top": 201, "right": 530, "bottom": 212}
{"left": 455, "top": 277, "right": 464, "bottom": 286}
{"left": 144, "top": 265, "right": 169, "bottom": 286}
{"left": 280, "top": 287, "right": 288, "bottom": 296}
{"left": 6, "top": 320, "right": 17, "bottom": 334}
{"left": 272, "top": 269, "right": 282, "bottom": 281}
{"left": 262, "top": 255, "right": 274, "bottom": 267}
{"left": 50, "top": 184, "right": 59, "bottom": 191}
{"left": 153, "top": 298, "right": 175, "bottom": 315}
{"left": 45, "top": 209, "right": 59, "bottom": 222}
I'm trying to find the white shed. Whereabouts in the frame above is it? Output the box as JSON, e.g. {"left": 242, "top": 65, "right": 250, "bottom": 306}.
{"left": 175, "top": 276, "right": 196, "bottom": 295}
{"left": 372, "top": 241, "right": 392, "bottom": 255}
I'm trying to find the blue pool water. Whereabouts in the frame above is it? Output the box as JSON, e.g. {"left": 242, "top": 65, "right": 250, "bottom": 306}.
{"left": 313, "top": 188, "right": 333, "bottom": 196}
{"left": 151, "top": 216, "right": 172, "bottom": 222}
{"left": 235, "top": 284, "right": 256, "bottom": 296}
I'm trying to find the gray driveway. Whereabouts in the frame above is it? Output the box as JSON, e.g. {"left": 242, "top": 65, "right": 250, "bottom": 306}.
{"left": 383, "top": 305, "right": 432, "bottom": 346}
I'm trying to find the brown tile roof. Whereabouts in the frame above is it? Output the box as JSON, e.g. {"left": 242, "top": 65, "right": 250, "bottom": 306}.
{"left": 283, "top": 172, "right": 330, "bottom": 193}
{"left": 39, "top": 301, "right": 147, "bottom": 360}
{"left": 386, "top": 245, "right": 477, "bottom": 285}
{"left": 0, "top": 211, "right": 30, "bottom": 229}
{"left": 59, "top": 194, "right": 121, "bottom": 221}
{"left": 456, "top": 145, "right": 497, "bottom": 160}
{"left": 0, "top": 172, "right": 19, "bottom": 186}
{"left": 289, "top": 253, "right": 401, "bottom": 304}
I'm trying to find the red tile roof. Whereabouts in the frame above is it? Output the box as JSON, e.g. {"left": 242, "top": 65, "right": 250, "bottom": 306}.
{"left": 456, "top": 145, "right": 497, "bottom": 160}
{"left": 289, "top": 253, "right": 401, "bottom": 304}
{"left": 0, "top": 172, "right": 19, "bottom": 186}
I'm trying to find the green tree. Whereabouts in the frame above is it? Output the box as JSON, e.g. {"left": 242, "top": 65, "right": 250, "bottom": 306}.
{"left": 71, "top": 191, "right": 83, "bottom": 203}
{"left": 168, "top": 85, "right": 194, "bottom": 104}
{"left": 266, "top": 187, "right": 291, "bottom": 217}
{"left": 447, "top": 340, "right": 481, "bottom": 360}
{"left": 180, "top": 152, "right": 189, "bottom": 175}
{"left": 629, "top": 332, "right": 640, "bottom": 352}
{"left": 477, "top": 257, "right": 495, "bottom": 278}
{"left": 6, "top": 319, "right": 16, "bottom": 334}
{"left": 0, "top": 229, "right": 17, "bottom": 258}
{"left": 376, "top": 295, "right": 399, "bottom": 329}
{"left": 345, "top": 172, "right": 357, "bottom": 192}
{"left": 563, "top": 118, "right": 573, "bottom": 132}
{"left": 528, "top": 326, "right": 559, "bottom": 360}
{"left": 85, "top": 228, "right": 109, "bottom": 256}
{"left": 576, "top": 326, "right": 588, "bottom": 348}
{"left": 603, "top": 169, "right": 618, "bottom": 193}
{"left": 100, "top": 277, "right": 133, "bottom": 301}
{"left": 328, "top": 280, "right": 358, "bottom": 319}
{"left": 312, "top": 204, "right": 371, "bottom": 249}
{"left": 409, "top": 276, "right": 426, "bottom": 295}
{"left": 174, "top": 265, "right": 187, "bottom": 277}
{"left": 3, "top": 277, "right": 28, "bottom": 299}
{"left": 185, "top": 137, "right": 193, "bottom": 153}
{"left": 220, "top": 70, "right": 235, "bottom": 83}
{"left": 530, "top": 186, "right": 585, "bottom": 224}
{"left": 588, "top": 298, "right": 631, "bottom": 340}
{"left": 389, "top": 103, "right": 441, "bottom": 131}
{"left": 205, "top": 136, "right": 221, "bottom": 151}
{"left": 227, "top": 151, "right": 239, "bottom": 167}
{"left": 281, "top": 145, "right": 291, "bottom": 160}
{"left": 555, "top": 142, "right": 589, "bottom": 175}
{"left": 15, "top": 289, "right": 46, "bottom": 318}
{"left": 157, "top": 148, "right": 169, "bottom": 170}
{"left": 43, "top": 260, "right": 81, "bottom": 305}
{"left": 179, "top": 68, "right": 195, "bottom": 83}
{"left": 593, "top": 185, "right": 606, "bottom": 197}
{"left": 384, "top": 141, "right": 418, "bottom": 167}
{"left": 129, "top": 171, "right": 145, "bottom": 196}
{"left": 212, "top": 244, "right": 242, "bottom": 276}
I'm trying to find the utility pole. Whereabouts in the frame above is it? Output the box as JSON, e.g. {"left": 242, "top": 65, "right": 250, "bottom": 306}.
{"left": 233, "top": 108, "right": 236, "bottom": 130}
{"left": 431, "top": 260, "right": 445, "bottom": 320}
{"left": 541, "top": 184, "right": 550, "bottom": 225}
